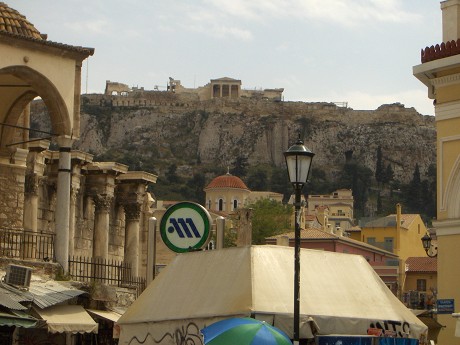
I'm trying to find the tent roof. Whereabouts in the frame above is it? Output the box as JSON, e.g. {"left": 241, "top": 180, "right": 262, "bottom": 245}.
{"left": 118, "top": 245, "right": 427, "bottom": 338}
{"left": 34, "top": 305, "right": 98, "bottom": 334}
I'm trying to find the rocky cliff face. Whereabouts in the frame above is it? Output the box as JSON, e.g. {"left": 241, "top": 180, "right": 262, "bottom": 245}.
{"left": 31, "top": 97, "right": 436, "bottom": 183}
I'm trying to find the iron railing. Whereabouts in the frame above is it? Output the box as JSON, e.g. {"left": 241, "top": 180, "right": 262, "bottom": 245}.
{"left": 0, "top": 229, "right": 54, "bottom": 260}
{"left": 68, "top": 256, "right": 146, "bottom": 297}
{"left": 0, "top": 229, "right": 146, "bottom": 296}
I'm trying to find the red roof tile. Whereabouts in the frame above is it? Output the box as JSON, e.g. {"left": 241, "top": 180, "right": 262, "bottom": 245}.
{"left": 204, "top": 173, "right": 249, "bottom": 191}
{"left": 405, "top": 257, "right": 437, "bottom": 273}
{"left": 0, "top": 2, "right": 43, "bottom": 39}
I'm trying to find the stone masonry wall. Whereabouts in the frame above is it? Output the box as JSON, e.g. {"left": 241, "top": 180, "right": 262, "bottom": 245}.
{"left": 0, "top": 164, "right": 25, "bottom": 229}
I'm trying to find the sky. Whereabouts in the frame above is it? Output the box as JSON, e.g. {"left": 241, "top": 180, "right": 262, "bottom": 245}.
{"left": 9, "top": 0, "right": 442, "bottom": 115}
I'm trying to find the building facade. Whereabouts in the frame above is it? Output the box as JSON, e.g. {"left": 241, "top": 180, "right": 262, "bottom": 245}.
{"left": 413, "top": 1, "right": 460, "bottom": 342}
{"left": 359, "top": 204, "right": 428, "bottom": 296}
{"left": 307, "top": 189, "right": 354, "bottom": 230}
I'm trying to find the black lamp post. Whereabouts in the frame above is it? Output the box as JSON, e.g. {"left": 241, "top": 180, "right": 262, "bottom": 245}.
{"left": 421, "top": 232, "right": 437, "bottom": 258}
{"left": 284, "top": 138, "right": 314, "bottom": 344}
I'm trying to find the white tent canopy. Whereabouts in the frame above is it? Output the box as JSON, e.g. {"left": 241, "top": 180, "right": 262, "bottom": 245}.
{"left": 34, "top": 305, "right": 98, "bottom": 334}
{"left": 118, "top": 245, "right": 427, "bottom": 345}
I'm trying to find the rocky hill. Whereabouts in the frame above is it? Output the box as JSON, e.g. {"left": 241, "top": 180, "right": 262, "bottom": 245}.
{"left": 30, "top": 95, "right": 436, "bottom": 186}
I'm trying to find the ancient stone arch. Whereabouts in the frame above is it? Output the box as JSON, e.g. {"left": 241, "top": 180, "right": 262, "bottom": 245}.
{"left": 0, "top": 65, "right": 71, "bottom": 148}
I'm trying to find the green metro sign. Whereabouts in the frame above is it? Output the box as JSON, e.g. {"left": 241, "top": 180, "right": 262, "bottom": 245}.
{"left": 160, "top": 202, "right": 212, "bottom": 253}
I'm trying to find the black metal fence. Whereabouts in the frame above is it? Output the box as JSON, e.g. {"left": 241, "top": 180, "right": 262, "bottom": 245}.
{"left": 0, "top": 229, "right": 146, "bottom": 296}
{"left": 68, "top": 256, "right": 146, "bottom": 297}
{"left": 0, "top": 229, "right": 54, "bottom": 260}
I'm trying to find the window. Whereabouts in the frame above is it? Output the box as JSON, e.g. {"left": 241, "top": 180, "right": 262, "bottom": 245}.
{"left": 367, "top": 237, "right": 376, "bottom": 245}
{"left": 207, "top": 200, "right": 211, "bottom": 210}
{"left": 218, "top": 199, "right": 224, "bottom": 211}
{"left": 384, "top": 237, "right": 394, "bottom": 252}
{"left": 233, "top": 199, "right": 238, "bottom": 210}
{"left": 417, "top": 279, "right": 427, "bottom": 292}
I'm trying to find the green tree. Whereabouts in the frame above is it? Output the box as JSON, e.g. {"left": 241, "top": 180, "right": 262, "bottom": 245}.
{"left": 383, "top": 163, "right": 394, "bottom": 184}
{"left": 270, "top": 167, "right": 292, "bottom": 201}
{"left": 166, "top": 164, "right": 180, "bottom": 184}
{"left": 338, "top": 160, "right": 372, "bottom": 217}
{"left": 247, "top": 168, "right": 268, "bottom": 191}
{"left": 406, "top": 163, "right": 423, "bottom": 212}
{"left": 230, "top": 156, "right": 249, "bottom": 178}
{"left": 183, "top": 173, "right": 206, "bottom": 203}
{"left": 308, "top": 168, "right": 331, "bottom": 195}
{"left": 375, "top": 146, "right": 385, "bottom": 185}
{"left": 247, "top": 199, "right": 293, "bottom": 244}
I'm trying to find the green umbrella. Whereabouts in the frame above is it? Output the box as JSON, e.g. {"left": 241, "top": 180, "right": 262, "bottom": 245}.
{"left": 201, "top": 317, "right": 292, "bottom": 345}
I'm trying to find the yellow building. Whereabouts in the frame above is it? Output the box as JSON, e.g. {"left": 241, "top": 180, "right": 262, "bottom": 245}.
{"left": 360, "top": 204, "right": 428, "bottom": 296}
{"left": 413, "top": 1, "right": 460, "bottom": 343}
{"left": 307, "top": 189, "right": 354, "bottom": 230}
{"left": 403, "top": 257, "right": 437, "bottom": 311}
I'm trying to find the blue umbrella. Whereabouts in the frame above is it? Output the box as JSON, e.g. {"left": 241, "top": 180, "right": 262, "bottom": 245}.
{"left": 201, "top": 317, "right": 292, "bottom": 345}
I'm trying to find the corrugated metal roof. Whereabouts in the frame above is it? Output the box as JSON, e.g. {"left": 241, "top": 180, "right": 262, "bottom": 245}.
{"left": 28, "top": 281, "right": 86, "bottom": 309}
{"left": 0, "top": 278, "right": 87, "bottom": 310}
{"left": 0, "top": 283, "right": 33, "bottom": 310}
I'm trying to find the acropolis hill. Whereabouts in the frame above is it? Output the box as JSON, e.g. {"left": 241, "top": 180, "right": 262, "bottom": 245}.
{"left": 31, "top": 78, "right": 436, "bottom": 184}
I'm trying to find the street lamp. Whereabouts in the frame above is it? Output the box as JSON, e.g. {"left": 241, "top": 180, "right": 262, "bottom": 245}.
{"left": 421, "top": 232, "right": 437, "bottom": 258}
{"left": 284, "top": 138, "right": 315, "bottom": 345}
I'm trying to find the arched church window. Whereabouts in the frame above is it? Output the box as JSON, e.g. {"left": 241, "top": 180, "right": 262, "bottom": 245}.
{"left": 218, "top": 199, "right": 224, "bottom": 211}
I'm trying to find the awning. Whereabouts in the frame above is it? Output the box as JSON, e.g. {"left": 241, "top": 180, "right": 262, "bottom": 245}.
{"left": 0, "top": 310, "right": 39, "bottom": 328}
{"left": 87, "top": 309, "right": 122, "bottom": 323}
{"left": 34, "top": 305, "right": 98, "bottom": 334}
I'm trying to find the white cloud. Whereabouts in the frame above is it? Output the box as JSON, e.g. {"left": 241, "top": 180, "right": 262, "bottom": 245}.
{"left": 65, "top": 19, "right": 110, "bottom": 36}
{"left": 201, "top": 0, "right": 421, "bottom": 27}
{"left": 150, "top": 0, "right": 422, "bottom": 42}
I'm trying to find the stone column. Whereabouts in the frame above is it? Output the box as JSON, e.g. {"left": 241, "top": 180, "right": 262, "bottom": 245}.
{"left": 24, "top": 140, "right": 49, "bottom": 233}
{"left": 147, "top": 217, "right": 157, "bottom": 284}
{"left": 68, "top": 186, "right": 79, "bottom": 259}
{"left": 117, "top": 171, "right": 157, "bottom": 278}
{"left": 236, "top": 208, "right": 253, "bottom": 247}
{"left": 93, "top": 194, "right": 113, "bottom": 260}
{"left": 24, "top": 173, "right": 39, "bottom": 232}
{"left": 123, "top": 202, "right": 141, "bottom": 276}
{"left": 55, "top": 136, "right": 74, "bottom": 273}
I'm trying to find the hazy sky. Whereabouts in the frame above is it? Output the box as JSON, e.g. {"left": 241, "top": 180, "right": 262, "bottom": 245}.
{"left": 9, "top": 1, "right": 442, "bottom": 115}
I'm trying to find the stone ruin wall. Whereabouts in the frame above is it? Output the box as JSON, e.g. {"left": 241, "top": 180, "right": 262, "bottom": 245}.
{"left": 0, "top": 164, "right": 25, "bottom": 229}
{"left": 17, "top": 149, "right": 155, "bottom": 278}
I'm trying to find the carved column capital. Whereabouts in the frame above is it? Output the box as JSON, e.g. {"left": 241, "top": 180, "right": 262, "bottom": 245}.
{"left": 25, "top": 173, "right": 39, "bottom": 196}
{"left": 93, "top": 194, "right": 113, "bottom": 212}
{"left": 123, "top": 203, "right": 141, "bottom": 221}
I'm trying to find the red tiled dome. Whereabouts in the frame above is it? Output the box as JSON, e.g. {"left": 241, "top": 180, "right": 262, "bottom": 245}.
{"left": 205, "top": 173, "right": 249, "bottom": 191}
{"left": 0, "top": 2, "right": 44, "bottom": 39}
